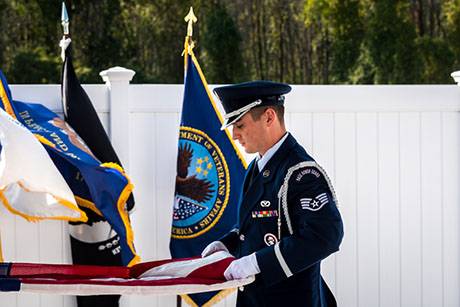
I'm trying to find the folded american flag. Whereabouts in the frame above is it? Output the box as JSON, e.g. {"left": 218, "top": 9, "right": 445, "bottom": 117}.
{"left": 0, "top": 251, "right": 253, "bottom": 295}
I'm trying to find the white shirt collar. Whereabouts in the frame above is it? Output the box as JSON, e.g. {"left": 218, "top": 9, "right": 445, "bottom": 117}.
{"left": 256, "top": 132, "right": 289, "bottom": 172}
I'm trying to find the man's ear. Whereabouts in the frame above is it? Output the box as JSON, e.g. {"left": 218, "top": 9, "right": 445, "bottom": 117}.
{"left": 265, "top": 108, "right": 277, "bottom": 126}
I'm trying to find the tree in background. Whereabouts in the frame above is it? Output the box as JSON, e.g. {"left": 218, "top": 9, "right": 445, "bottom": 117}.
{"left": 410, "top": 0, "right": 455, "bottom": 83}
{"left": 329, "top": 0, "right": 364, "bottom": 83}
{"left": 118, "top": 0, "right": 198, "bottom": 83}
{"left": 444, "top": 0, "right": 460, "bottom": 68}
{"left": 201, "top": 2, "right": 245, "bottom": 83}
{"left": 0, "top": 0, "right": 459, "bottom": 84}
{"left": 359, "top": 0, "right": 421, "bottom": 83}
{"left": 303, "top": 0, "right": 333, "bottom": 84}
{"left": 68, "top": 0, "right": 125, "bottom": 82}
{"left": 0, "top": 0, "right": 61, "bottom": 83}
{"left": 228, "top": 0, "right": 311, "bottom": 83}
{"left": 8, "top": 48, "right": 60, "bottom": 83}
{"left": 302, "top": 0, "right": 364, "bottom": 84}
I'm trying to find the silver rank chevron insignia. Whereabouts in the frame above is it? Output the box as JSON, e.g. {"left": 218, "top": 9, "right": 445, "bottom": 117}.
{"left": 300, "top": 193, "right": 329, "bottom": 211}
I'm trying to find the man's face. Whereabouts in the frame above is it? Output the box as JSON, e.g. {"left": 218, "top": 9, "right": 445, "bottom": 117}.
{"left": 231, "top": 111, "right": 266, "bottom": 154}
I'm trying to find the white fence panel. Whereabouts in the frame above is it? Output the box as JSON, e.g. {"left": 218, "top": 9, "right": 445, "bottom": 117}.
{"left": 400, "top": 113, "right": 423, "bottom": 307}
{"left": 378, "top": 113, "right": 401, "bottom": 307}
{"left": 356, "top": 113, "right": 379, "bottom": 307}
{"left": 334, "top": 113, "right": 358, "bottom": 306}
{"left": 421, "top": 113, "right": 443, "bottom": 307}
{"left": 442, "top": 112, "right": 460, "bottom": 307}
{"left": 0, "top": 78, "right": 459, "bottom": 307}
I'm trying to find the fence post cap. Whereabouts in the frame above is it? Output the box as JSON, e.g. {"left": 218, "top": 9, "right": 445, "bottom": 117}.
{"left": 100, "top": 66, "right": 135, "bottom": 83}
{"left": 451, "top": 71, "right": 460, "bottom": 85}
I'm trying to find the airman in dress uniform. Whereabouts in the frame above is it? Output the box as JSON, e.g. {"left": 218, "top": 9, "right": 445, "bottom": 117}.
{"left": 202, "top": 80, "right": 344, "bottom": 307}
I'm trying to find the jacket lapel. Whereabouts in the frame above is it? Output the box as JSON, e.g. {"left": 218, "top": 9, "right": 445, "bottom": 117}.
{"left": 243, "top": 160, "right": 256, "bottom": 195}
{"left": 238, "top": 134, "right": 298, "bottom": 229}
{"left": 238, "top": 160, "right": 263, "bottom": 226}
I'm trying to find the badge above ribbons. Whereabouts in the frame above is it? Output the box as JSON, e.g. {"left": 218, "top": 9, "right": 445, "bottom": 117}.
{"left": 260, "top": 200, "right": 271, "bottom": 207}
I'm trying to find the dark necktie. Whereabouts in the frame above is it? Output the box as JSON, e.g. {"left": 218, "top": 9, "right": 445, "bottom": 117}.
{"left": 250, "top": 162, "right": 259, "bottom": 186}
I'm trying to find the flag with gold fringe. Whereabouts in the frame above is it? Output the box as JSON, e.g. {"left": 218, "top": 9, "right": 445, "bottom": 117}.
{"left": 0, "top": 105, "right": 86, "bottom": 224}
{"left": 169, "top": 8, "right": 246, "bottom": 306}
{"left": 61, "top": 39, "right": 130, "bottom": 307}
{"left": 0, "top": 73, "right": 87, "bottom": 263}
{"left": 0, "top": 70, "right": 139, "bottom": 268}
{"left": 60, "top": 2, "right": 136, "bottom": 305}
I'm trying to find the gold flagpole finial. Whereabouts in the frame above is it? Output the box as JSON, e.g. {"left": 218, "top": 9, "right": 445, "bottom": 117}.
{"left": 184, "top": 7, "right": 197, "bottom": 37}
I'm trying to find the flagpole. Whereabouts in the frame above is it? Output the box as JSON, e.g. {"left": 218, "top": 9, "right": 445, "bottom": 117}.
{"left": 59, "top": 3, "right": 131, "bottom": 307}
{"left": 177, "top": 8, "right": 197, "bottom": 307}
{"left": 60, "top": 1, "right": 70, "bottom": 118}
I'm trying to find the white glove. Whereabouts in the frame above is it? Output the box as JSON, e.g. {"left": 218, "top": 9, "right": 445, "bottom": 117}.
{"left": 201, "top": 241, "right": 228, "bottom": 257}
{"left": 224, "top": 253, "right": 260, "bottom": 280}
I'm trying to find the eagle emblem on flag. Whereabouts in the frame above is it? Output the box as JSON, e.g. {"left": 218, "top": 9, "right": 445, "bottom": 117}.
{"left": 172, "top": 127, "right": 230, "bottom": 239}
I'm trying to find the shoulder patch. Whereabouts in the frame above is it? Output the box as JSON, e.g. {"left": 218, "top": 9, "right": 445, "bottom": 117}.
{"left": 278, "top": 161, "right": 339, "bottom": 235}
{"left": 295, "top": 167, "right": 321, "bottom": 182}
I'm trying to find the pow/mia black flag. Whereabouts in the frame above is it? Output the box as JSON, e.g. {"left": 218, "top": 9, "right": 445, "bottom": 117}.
{"left": 61, "top": 40, "right": 135, "bottom": 307}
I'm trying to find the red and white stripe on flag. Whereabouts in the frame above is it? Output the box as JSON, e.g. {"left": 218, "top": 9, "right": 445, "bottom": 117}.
{"left": 5, "top": 251, "right": 254, "bottom": 295}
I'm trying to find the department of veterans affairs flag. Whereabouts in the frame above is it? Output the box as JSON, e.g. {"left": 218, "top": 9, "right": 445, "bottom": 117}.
{"left": 0, "top": 106, "right": 86, "bottom": 223}
{"left": 169, "top": 38, "right": 246, "bottom": 306}
{"left": 0, "top": 251, "right": 254, "bottom": 295}
{"left": 0, "top": 70, "right": 139, "bottom": 267}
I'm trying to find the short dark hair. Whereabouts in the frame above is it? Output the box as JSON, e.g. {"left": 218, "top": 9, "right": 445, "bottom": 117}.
{"left": 249, "top": 105, "right": 285, "bottom": 125}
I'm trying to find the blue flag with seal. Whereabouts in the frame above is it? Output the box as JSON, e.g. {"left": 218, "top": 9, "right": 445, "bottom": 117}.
{"left": 0, "top": 70, "right": 140, "bottom": 267}
{"left": 169, "top": 36, "right": 246, "bottom": 305}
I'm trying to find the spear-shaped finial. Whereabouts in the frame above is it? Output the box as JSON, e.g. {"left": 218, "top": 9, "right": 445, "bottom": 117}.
{"left": 184, "top": 7, "right": 197, "bottom": 37}
{"left": 61, "top": 2, "right": 69, "bottom": 36}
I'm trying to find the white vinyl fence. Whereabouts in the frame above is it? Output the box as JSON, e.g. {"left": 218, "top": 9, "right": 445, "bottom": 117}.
{"left": 0, "top": 67, "right": 459, "bottom": 307}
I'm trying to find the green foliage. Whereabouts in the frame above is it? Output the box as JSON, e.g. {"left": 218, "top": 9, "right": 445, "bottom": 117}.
{"left": 364, "top": 1, "right": 421, "bottom": 83}
{"left": 201, "top": 3, "right": 245, "bottom": 83}
{"left": 417, "top": 37, "right": 455, "bottom": 83}
{"left": 444, "top": 0, "right": 460, "bottom": 67}
{"left": 68, "top": 0, "right": 125, "bottom": 82}
{"left": 8, "top": 48, "right": 60, "bottom": 83}
{"left": 349, "top": 45, "right": 376, "bottom": 84}
{"left": 330, "top": 0, "right": 364, "bottom": 83}
{"left": 303, "top": 0, "right": 334, "bottom": 83}
{"left": 0, "top": 0, "right": 458, "bottom": 84}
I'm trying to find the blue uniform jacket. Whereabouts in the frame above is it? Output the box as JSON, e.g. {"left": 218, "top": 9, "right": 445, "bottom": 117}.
{"left": 220, "top": 134, "right": 344, "bottom": 307}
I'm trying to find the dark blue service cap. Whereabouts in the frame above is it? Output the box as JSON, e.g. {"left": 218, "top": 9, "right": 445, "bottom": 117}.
{"left": 213, "top": 80, "right": 291, "bottom": 129}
